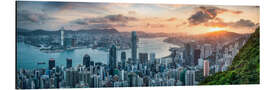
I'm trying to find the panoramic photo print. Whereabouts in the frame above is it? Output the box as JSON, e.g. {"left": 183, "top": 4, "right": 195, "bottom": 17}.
{"left": 16, "top": 1, "right": 260, "bottom": 89}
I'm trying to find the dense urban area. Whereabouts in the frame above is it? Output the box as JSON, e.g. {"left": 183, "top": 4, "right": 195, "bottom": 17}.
{"left": 16, "top": 27, "right": 253, "bottom": 88}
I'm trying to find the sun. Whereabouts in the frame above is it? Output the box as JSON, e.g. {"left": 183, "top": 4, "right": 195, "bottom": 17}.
{"left": 209, "top": 27, "right": 225, "bottom": 32}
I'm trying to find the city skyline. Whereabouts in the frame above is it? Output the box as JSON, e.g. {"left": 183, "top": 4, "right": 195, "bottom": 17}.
{"left": 17, "top": 1, "right": 259, "bottom": 34}
{"left": 17, "top": 29, "right": 254, "bottom": 88}
{"left": 16, "top": 1, "right": 260, "bottom": 89}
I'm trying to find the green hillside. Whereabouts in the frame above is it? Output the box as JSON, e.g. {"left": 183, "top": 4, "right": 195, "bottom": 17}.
{"left": 200, "top": 27, "right": 260, "bottom": 85}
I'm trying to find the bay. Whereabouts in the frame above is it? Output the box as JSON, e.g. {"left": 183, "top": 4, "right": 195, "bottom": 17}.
{"left": 16, "top": 37, "right": 180, "bottom": 69}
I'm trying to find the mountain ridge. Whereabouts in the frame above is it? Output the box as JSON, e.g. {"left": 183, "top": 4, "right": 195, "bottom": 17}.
{"left": 16, "top": 28, "right": 120, "bottom": 36}
{"left": 196, "top": 30, "right": 242, "bottom": 38}
{"left": 200, "top": 27, "right": 260, "bottom": 85}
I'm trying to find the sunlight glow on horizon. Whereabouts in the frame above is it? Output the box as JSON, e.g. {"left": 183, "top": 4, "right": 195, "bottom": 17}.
{"left": 209, "top": 27, "right": 226, "bottom": 32}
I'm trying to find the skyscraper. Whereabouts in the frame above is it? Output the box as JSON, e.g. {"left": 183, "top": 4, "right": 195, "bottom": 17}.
{"left": 185, "top": 70, "right": 195, "bottom": 86}
{"left": 149, "top": 53, "right": 156, "bottom": 71}
{"left": 121, "top": 52, "right": 126, "bottom": 70}
{"left": 131, "top": 31, "right": 137, "bottom": 65}
{"left": 198, "top": 58, "right": 204, "bottom": 68}
{"left": 128, "top": 72, "right": 137, "bottom": 87}
{"left": 60, "top": 27, "right": 64, "bottom": 46}
{"left": 203, "top": 60, "right": 210, "bottom": 77}
{"left": 66, "top": 58, "right": 72, "bottom": 68}
{"left": 215, "top": 64, "right": 220, "bottom": 73}
{"left": 150, "top": 53, "right": 155, "bottom": 63}
{"left": 71, "top": 38, "right": 76, "bottom": 47}
{"left": 200, "top": 46, "right": 205, "bottom": 59}
{"left": 109, "top": 45, "right": 117, "bottom": 75}
{"left": 83, "top": 54, "right": 91, "bottom": 68}
{"left": 194, "top": 49, "right": 201, "bottom": 65}
{"left": 183, "top": 43, "right": 194, "bottom": 66}
{"left": 204, "top": 44, "right": 212, "bottom": 58}
{"left": 90, "top": 61, "right": 95, "bottom": 66}
{"left": 139, "top": 53, "right": 148, "bottom": 64}
{"left": 49, "top": 58, "right": 55, "bottom": 70}
{"left": 64, "top": 38, "right": 72, "bottom": 48}
{"left": 65, "top": 68, "right": 79, "bottom": 88}
{"left": 55, "top": 66, "right": 61, "bottom": 88}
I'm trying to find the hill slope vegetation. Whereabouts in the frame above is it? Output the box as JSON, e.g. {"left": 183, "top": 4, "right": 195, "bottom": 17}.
{"left": 200, "top": 27, "right": 260, "bottom": 85}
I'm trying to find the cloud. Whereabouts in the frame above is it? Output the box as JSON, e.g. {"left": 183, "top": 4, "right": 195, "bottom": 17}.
{"left": 203, "top": 18, "right": 227, "bottom": 27}
{"left": 146, "top": 23, "right": 166, "bottom": 28}
{"left": 176, "top": 22, "right": 188, "bottom": 28}
{"left": 40, "top": 2, "right": 114, "bottom": 15}
{"left": 188, "top": 6, "right": 242, "bottom": 25}
{"left": 73, "top": 14, "right": 137, "bottom": 24}
{"left": 188, "top": 11, "right": 214, "bottom": 25}
{"left": 128, "top": 11, "right": 136, "bottom": 15}
{"left": 104, "top": 14, "right": 137, "bottom": 22}
{"left": 231, "top": 19, "right": 256, "bottom": 28}
{"left": 167, "top": 17, "right": 177, "bottom": 21}
{"left": 71, "top": 14, "right": 137, "bottom": 29}
{"left": 17, "top": 10, "right": 54, "bottom": 24}
{"left": 16, "top": 9, "right": 58, "bottom": 30}
{"left": 203, "top": 18, "right": 257, "bottom": 29}
{"left": 156, "top": 4, "right": 185, "bottom": 10}
{"left": 43, "top": 2, "right": 73, "bottom": 9}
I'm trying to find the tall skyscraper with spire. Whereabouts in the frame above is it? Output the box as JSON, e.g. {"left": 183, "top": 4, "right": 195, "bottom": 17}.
{"left": 109, "top": 45, "right": 117, "bottom": 75}
{"left": 131, "top": 31, "right": 137, "bottom": 65}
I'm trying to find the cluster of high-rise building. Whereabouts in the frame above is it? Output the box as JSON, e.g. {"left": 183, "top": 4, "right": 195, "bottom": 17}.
{"left": 16, "top": 31, "right": 248, "bottom": 89}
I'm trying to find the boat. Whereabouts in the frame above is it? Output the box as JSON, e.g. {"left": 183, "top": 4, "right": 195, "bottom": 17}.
{"left": 37, "top": 62, "right": 46, "bottom": 65}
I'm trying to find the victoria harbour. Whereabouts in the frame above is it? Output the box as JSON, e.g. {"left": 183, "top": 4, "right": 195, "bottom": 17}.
{"left": 17, "top": 37, "right": 179, "bottom": 69}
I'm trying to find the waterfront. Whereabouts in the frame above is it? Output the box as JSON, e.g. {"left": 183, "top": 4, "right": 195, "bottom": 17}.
{"left": 17, "top": 37, "right": 180, "bottom": 69}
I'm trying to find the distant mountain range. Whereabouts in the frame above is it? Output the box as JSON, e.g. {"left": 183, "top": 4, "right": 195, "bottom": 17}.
{"left": 200, "top": 27, "right": 260, "bottom": 84}
{"left": 16, "top": 28, "right": 120, "bottom": 36}
{"left": 198, "top": 30, "right": 241, "bottom": 38}
{"left": 17, "top": 28, "right": 249, "bottom": 42}
{"left": 191, "top": 30, "right": 248, "bottom": 44}
{"left": 16, "top": 28, "right": 171, "bottom": 38}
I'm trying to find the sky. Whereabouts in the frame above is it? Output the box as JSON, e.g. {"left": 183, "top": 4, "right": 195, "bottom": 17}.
{"left": 16, "top": 1, "right": 259, "bottom": 34}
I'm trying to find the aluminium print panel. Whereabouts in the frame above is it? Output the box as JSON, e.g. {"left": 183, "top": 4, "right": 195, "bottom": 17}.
{"left": 16, "top": 1, "right": 260, "bottom": 89}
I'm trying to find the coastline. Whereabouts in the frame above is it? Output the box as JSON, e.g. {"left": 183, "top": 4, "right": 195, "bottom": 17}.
{"left": 163, "top": 37, "right": 184, "bottom": 47}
